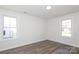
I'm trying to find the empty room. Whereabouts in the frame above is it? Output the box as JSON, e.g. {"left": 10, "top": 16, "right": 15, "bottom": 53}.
{"left": 0, "top": 5, "right": 79, "bottom": 54}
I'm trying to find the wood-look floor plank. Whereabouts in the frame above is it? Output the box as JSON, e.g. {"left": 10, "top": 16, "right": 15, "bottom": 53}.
{"left": 0, "top": 40, "right": 79, "bottom": 54}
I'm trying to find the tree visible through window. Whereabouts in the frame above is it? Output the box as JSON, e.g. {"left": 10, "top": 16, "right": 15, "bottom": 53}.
{"left": 3, "top": 16, "right": 16, "bottom": 39}
{"left": 62, "top": 19, "right": 71, "bottom": 37}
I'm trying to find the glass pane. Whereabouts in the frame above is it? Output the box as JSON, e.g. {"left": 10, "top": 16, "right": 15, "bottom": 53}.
{"left": 4, "top": 16, "right": 16, "bottom": 27}
{"left": 62, "top": 19, "right": 71, "bottom": 37}
{"left": 62, "top": 31, "right": 71, "bottom": 37}
{"left": 11, "top": 28, "right": 16, "bottom": 34}
{"left": 4, "top": 16, "right": 11, "bottom": 27}
{"left": 62, "top": 20, "right": 71, "bottom": 28}
{"left": 3, "top": 16, "right": 16, "bottom": 39}
{"left": 10, "top": 18, "right": 16, "bottom": 27}
{"left": 3, "top": 28, "right": 13, "bottom": 38}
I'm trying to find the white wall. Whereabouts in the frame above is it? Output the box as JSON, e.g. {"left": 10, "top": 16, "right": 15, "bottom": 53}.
{"left": 48, "top": 12, "right": 79, "bottom": 48}
{"left": 0, "top": 9, "right": 47, "bottom": 51}
{"left": 1, "top": 8, "right": 79, "bottom": 51}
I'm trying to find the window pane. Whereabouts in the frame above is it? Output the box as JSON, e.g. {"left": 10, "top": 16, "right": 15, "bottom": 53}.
{"left": 3, "top": 28, "right": 13, "bottom": 38}
{"left": 11, "top": 28, "right": 16, "bottom": 34}
{"left": 62, "top": 19, "right": 71, "bottom": 37}
{"left": 10, "top": 18, "right": 16, "bottom": 27}
{"left": 3, "top": 16, "right": 16, "bottom": 39}
{"left": 4, "top": 16, "right": 11, "bottom": 27}
{"left": 4, "top": 16, "right": 16, "bottom": 27}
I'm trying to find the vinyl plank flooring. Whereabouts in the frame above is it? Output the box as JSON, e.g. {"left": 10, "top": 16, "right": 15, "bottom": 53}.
{"left": 0, "top": 40, "right": 79, "bottom": 54}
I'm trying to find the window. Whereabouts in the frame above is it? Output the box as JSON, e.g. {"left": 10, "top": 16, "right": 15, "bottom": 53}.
{"left": 62, "top": 19, "right": 71, "bottom": 37}
{"left": 3, "top": 16, "right": 16, "bottom": 39}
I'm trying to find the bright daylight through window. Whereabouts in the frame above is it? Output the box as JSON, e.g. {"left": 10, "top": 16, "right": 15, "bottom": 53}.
{"left": 62, "top": 19, "right": 71, "bottom": 37}
{"left": 3, "top": 16, "right": 16, "bottom": 39}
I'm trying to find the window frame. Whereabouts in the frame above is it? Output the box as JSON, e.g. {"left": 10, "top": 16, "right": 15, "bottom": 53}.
{"left": 61, "top": 18, "right": 72, "bottom": 37}
{"left": 3, "top": 15, "right": 17, "bottom": 39}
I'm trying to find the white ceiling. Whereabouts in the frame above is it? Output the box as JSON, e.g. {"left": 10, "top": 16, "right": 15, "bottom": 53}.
{"left": 0, "top": 5, "right": 79, "bottom": 19}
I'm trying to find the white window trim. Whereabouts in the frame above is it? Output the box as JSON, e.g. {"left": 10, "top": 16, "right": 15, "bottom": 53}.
{"left": 61, "top": 18, "right": 72, "bottom": 38}
{"left": 3, "top": 15, "right": 17, "bottom": 40}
